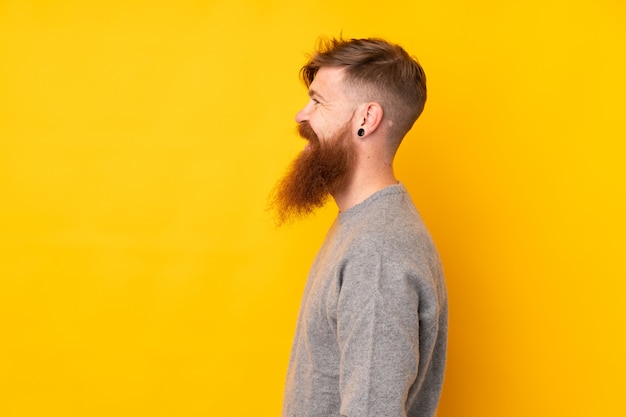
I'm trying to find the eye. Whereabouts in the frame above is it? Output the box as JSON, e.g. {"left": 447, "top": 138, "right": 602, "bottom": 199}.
{"left": 312, "top": 98, "right": 320, "bottom": 105}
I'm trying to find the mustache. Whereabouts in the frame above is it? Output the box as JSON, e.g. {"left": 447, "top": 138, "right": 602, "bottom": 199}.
{"left": 297, "top": 121, "right": 320, "bottom": 144}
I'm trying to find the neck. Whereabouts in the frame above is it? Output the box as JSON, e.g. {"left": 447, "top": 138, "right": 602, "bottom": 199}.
{"left": 331, "top": 163, "right": 398, "bottom": 212}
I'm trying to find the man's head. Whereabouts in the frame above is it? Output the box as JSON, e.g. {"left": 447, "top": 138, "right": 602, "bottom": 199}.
{"left": 301, "top": 37, "right": 427, "bottom": 144}
{"left": 271, "top": 37, "right": 426, "bottom": 224}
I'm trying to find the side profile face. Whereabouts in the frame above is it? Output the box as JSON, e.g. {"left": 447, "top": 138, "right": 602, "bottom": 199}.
{"left": 270, "top": 67, "right": 361, "bottom": 225}
{"left": 295, "top": 66, "right": 358, "bottom": 143}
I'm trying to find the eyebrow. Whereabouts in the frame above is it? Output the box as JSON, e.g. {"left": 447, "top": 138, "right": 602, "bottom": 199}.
{"left": 308, "top": 89, "right": 327, "bottom": 102}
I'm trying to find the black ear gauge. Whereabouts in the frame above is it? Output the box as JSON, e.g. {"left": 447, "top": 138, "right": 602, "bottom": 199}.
{"left": 357, "top": 128, "right": 365, "bottom": 137}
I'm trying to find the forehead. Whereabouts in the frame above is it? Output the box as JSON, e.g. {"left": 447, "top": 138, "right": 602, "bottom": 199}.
{"left": 309, "top": 66, "right": 347, "bottom": 97}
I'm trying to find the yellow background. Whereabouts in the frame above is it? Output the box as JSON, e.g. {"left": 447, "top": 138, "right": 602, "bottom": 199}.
{"left": 1, "top": 0, "right": 624, "bottom": 416}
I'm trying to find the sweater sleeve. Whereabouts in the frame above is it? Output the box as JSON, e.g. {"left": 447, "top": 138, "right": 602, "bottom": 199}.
{"left": 336, "top": 250, "right": 421, "bottom": 417}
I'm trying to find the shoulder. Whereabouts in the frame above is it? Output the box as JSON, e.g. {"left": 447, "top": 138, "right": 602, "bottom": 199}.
{"left": 337, "top": 184, "right": 443, "bottom": 281}
{"left": 341, "top": 185, "right": 433, "bottom": 253}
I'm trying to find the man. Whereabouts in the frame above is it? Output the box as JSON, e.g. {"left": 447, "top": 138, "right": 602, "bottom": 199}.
{"left": 272, "top": 37, "right": 447, "bottom": 417}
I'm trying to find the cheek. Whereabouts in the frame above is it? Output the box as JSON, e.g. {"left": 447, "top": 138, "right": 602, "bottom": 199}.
{"left": 311, "top": 110, "right": 353, "bottom": 141}
{"left": 307, "top": 118, "right": 327, "bottom": 141}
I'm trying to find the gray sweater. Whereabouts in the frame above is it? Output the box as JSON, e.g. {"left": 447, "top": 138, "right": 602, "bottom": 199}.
{"left": 282, "top": 184, "right": 448, "bottom": 417}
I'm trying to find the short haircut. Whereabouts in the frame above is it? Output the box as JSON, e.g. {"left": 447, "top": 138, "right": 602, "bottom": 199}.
{"left": 301, "top": 37, "right": 427, "bottom": 142}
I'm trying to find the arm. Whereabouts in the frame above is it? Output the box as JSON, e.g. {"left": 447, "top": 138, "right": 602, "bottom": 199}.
{"left": 336, "top": 252, "right": 420, "bottom": 417}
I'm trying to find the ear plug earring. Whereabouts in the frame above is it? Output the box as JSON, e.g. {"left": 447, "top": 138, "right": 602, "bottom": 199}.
{"left": 357, "top": 128, "right": 365, "bottom": 137}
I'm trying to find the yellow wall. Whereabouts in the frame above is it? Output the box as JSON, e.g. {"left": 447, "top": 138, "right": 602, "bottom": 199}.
{"left": 1, "top": 1, "right": 624, "bottom": 416}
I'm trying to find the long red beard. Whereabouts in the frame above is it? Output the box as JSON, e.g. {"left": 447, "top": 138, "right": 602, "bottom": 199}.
{"left": 270, "top": 121, "right": 355, "bottom": 225}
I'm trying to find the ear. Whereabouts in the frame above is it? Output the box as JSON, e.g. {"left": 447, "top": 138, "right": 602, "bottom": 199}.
{"left": 354, "top": 102, "right": 384, "bottom": 138}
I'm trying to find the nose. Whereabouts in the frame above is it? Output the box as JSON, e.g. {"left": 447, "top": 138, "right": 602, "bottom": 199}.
{"left": 295, "top": 102, "right": 311, "bottom": 123}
